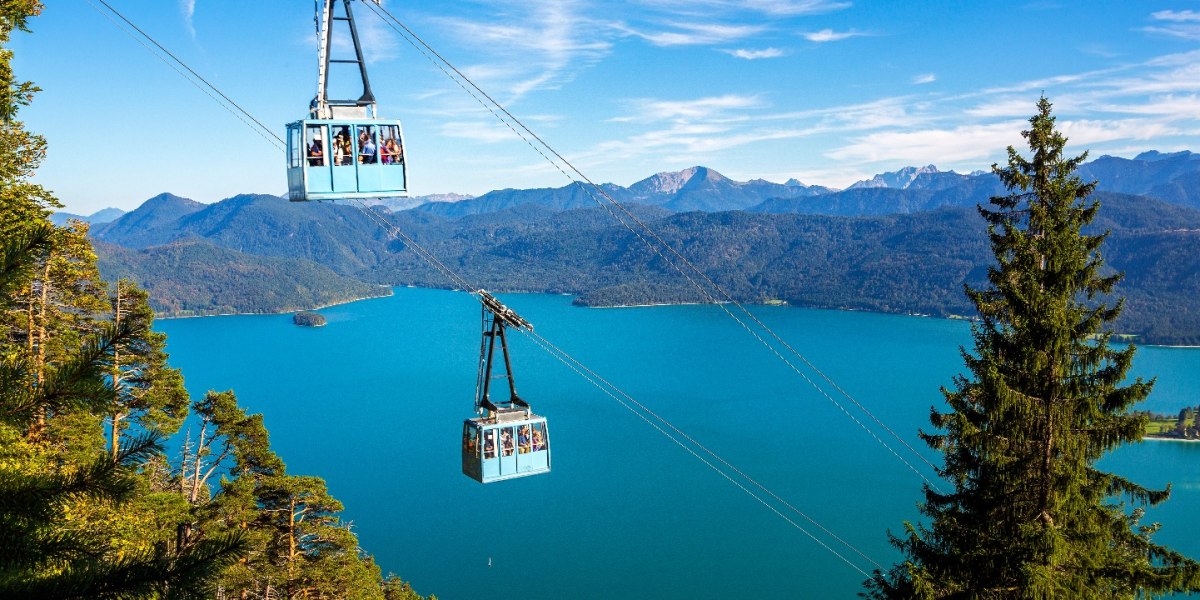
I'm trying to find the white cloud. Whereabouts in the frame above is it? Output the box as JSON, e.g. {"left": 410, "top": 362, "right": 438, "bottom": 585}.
{"left": 1097, "top": 61, "right": 1200, "bottom": 95}
{"left": 722, "top": 47, "right": 785, "bottom": 60}
{"left": 355, "top": 4, "right": 402, "bottom": 63}
{"left": 623, "top": 21, "right": 767, "bottom": 46}
{"left": 433, "top": 0, "right": 614, "bottom": 102}
{"left": 1141, "top": 24, "right": 1200, "bottom": 41}
{"left": 613, "top": 94, "right": 766, "bottom": 122}
{"left": 1090, "top": 94, "right": 1200, "bottom": 117}
{"left": 739, "top": 0, "right": 852, "bottom": 15}
{"left": 801, "top": 28, "right": 861, "bottom": 43}
{"left": 635, "top": 0, "right": 850, "bottom": 17}
{"left": 180, "top": 0, "right": 195, "bottom": 38}
{"left": 440, "top": 120, "right": 521, "bottom": 144}
{"left": 1151, "top": 9, "right": 1200, "bottom": 22}
{"left": 827, "top": 121, "right": 1026, "bottom": 163}
{"left": 964, "top": 98, "right": 1039, "bottom": 118}
{"left": 911, "top": 73, "right": 936, "bottom": 85}
{"left": 1058, "top": 118, "right": 1181, "bottom": 145}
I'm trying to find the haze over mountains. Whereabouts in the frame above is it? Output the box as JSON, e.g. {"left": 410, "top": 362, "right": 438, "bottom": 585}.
{"left": 81, "top": 150, "right": 1200, "bottom": 344}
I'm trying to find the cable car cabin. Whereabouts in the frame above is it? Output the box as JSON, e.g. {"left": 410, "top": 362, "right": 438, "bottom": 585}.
{"left": 462, "top": 409, "right": 550, "bottom": 484}
{"left": 286, "top": 120, "right": 407, "bottom": 201}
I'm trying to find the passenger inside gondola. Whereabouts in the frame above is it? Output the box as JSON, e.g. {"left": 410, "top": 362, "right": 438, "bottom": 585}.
{"left": 334, "top": 127, "right": 353, "bottom": 165}
{"left": 381, "top": 137, "right": 402, "bottom": 164}
{"left": 484, "top": 430, "right": 496, "bottom": 459}
{"left": 379, "top": 124, "right": 403, "bottom": 165}
{"left": 307, "top": 138, "right": 324, "bottom": 166}
{"left": 360, "top": 129, "right": 377, "bottom": 164}
{"left": 518, "top": 425, "right": 531, "bottom": 454}
{"left": 532, "top": 423, "right": 545, "bottom": 451}
{"left": 501, "top": 429, "right": 515, "bottom": 457}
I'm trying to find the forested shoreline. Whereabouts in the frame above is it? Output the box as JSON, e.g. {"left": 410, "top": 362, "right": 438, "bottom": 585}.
{"left": 88, "top": 187, "right": 1200, "bottom": 345}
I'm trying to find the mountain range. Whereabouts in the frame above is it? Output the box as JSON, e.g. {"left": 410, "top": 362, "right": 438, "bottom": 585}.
{"left": 81, "top": 150, "right": 1200, "bottom": 344}
{"left": 51, "top": 207, "right": 126, "bottom": 226}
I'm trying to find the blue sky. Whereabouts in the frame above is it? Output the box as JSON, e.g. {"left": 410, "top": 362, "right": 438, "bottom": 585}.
{"left": 13, "top": 0, "right": 1200, "bottom": 214}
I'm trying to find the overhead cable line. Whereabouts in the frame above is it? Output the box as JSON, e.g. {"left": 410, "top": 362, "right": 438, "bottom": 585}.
{"left": 348, "top": 198, "right": 880, "bottom": 577}
{"left": 360, "top": 0, "right": 941, "bottom": 489}
{"left": 84, "top": 2, "right": 890, "bottom": 575}
{"left": 86, "top": 0, "right": 286, "bottom": 150}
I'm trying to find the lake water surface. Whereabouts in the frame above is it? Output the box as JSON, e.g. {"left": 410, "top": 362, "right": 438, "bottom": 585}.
{"left": 157, "top": 287, "right": 1200, "bottom": 598}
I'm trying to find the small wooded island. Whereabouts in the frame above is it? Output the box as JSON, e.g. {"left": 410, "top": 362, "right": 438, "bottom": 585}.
{"left": 293, "top": 311, "right": 327, "bottom": 327}
{"left": 1143, "top": 407, "right": 1200, "bottom": 440}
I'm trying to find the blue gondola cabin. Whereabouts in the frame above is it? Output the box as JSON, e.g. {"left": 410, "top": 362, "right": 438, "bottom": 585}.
{"left": 462, "top": 410, "right": 550, "bottom": 484}
{"left": 286, "top": 119, "right": 407, "bottom": 201}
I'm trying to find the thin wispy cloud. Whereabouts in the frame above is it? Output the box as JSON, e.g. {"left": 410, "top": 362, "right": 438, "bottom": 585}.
{"left": 180, "top": 0, "right": 195, "bottom": 38}
{"left": 622, "top": 21, "right": 767, "bottom": 46}
{"left": 1059, "top": 118, "right": 1180, "bottom": 145}
{"left": 965, "top": 98, "right": 1040, "bottom": 118}
{"left": 1151, "top": 9, "right": 1200, "bottom": 22}
{"left": 828, "top": 121, "right": 1026, "bottom": 163}
{"left": 802, "top": 28, "right": 861, "bottom": 43}
{"left": 636, "top": 0, "right": 851, "bottom": 17}
{"left": 722, "top": 47, "right": 785, "bottom": 60}
{"left": 1078, "top": 43, "right": 1119, "bottom": 59}
{"left": 1142, "top": 8, "right": 1200, "bottom": 40}
{"left": 1091, "top": 94, "right": 1200, "bottom": 116}
{"left": 614, "top": 94, "right": 766, "bottom": 122}
{"left": 410, "top": 3, "right": 1200, "bottom": 190}
{"left": 444, "top": 4, "right": 611, "bottom": 59}
{"left": 434, "top": 0, "right": 613, "bottom": 103}
{"left": 1142, "top": 24, "right": 1200, "bottom": 40}
{"left": 440, "top": 120, "right": 524, "bottom": 144}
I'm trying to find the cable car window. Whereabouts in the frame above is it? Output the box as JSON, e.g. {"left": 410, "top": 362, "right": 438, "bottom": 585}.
{"left": 501, "top": 427, "right": 515, "bottom": 457}
{"left": 483, "top": 429, "right": 496, "bottom": 459}
{"left": 379, "top": 124, "right": 403, "bottom": 165}
{"left": 332, "top": 126, "right": 353, "bottom": 166}
{"left": 288, "top": 126, "right": 302, "bottom": 168}
{"left": 464, "top": 423, "right": 480, "bottom": 458}
{"left": 305, "top": 125, "right": 326, "bottom": 166}
{"left": 518, "top": 424, "right": 531, "bottom": 454}
{"left": 531, "top": 422, "right": 547, "bottom": 452}
{"left": 357, "top": 125, "right": 378, "bottom": 164}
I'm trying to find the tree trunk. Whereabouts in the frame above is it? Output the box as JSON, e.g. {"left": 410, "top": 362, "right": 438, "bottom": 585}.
{"left": 32, "top": 260, "right": 50, "bottom": 436}
{"left": 111, "top": 283, "right": 123, "bottom": 461}
{"left": 288, "top": 496, "right": 298, "bottom": 599}
{"left": 190, "top": 421, "right": 208, "bottom": 504}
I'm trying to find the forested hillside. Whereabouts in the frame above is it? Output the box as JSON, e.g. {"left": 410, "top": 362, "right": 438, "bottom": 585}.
{"left": 92, "top": 186, "right": 1200, "bottom": 344}
{"left": 1, "top": 7, "right": 431, "bottom": 597}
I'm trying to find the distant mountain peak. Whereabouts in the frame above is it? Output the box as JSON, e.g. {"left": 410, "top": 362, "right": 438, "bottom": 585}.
{"left": 1134, "top": 150, "right": 1196, "bottom": 162}
{"left": 848, "top": 165, "right": 940, "bottom": 190}
{"left": 630, "top": 166, "right": 729, "bottom": 196}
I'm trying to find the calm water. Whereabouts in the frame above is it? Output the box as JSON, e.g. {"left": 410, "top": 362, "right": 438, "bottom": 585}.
{"left": 157, "top": 287, "right": 1200, "bottom": 598}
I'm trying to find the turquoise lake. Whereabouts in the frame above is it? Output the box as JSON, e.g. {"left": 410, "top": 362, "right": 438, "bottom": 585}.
{"left": 157, "top": 287, "right": 1200, "bottom": 599}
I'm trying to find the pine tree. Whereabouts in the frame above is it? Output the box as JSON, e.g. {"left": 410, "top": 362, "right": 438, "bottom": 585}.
{"left": 0, "top": 3, "right": 247, "bottom": 595}
{"left": 108, "top": 278, "right": 189, "bottom": 460}
{"left": 186, "top": 390, "right": 404, "bottom": 599}
{"left": 865, "top": 98, "right": 1200, "bottom": 598}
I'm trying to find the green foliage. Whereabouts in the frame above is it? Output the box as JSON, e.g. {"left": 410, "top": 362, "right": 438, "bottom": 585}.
{"left": 108, "top": 278, "right": 189, "bottom": 459}
{"left": 97, "top": 238, "right": 390, "bottom": 317}
{"left": 183, "top": 390, "right": 415, "bottom": 599}
{"left": 865, "top": 98, "right": 1200, "bottom": 598}
{"left": 293, "top": 310, "right": 327, "bottom": 327}
{"left": 0, "top": 7, "right": 429, "bottom": 598}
